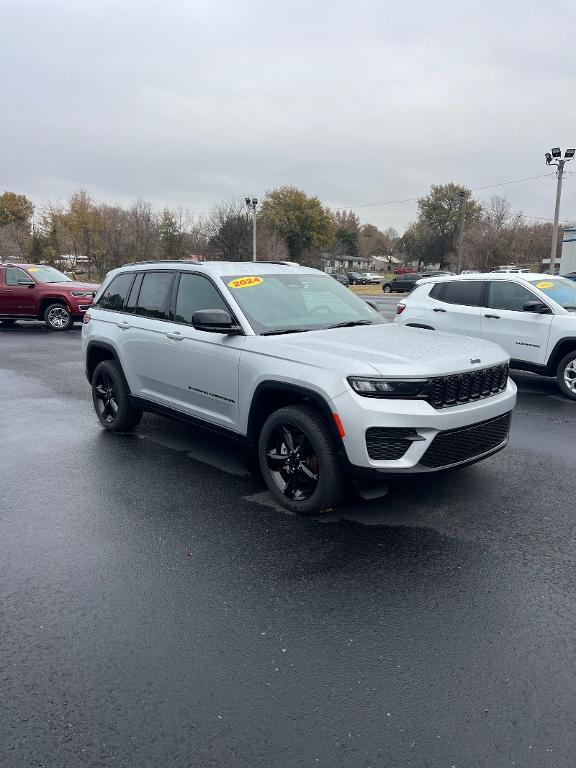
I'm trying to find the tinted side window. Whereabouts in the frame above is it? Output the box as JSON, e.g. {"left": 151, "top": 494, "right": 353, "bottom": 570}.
{"left": 175, "top": 273, "right": 228, "bottom": 324}
{"left": 6, "top": 268, "right": 33, "bottom": 286}
{"left": 429, "top": 283, "right": 444, "bottom": 299}
{"left": 124, "top": 273, "right": 143, "bottom": 313}
{"left": 488, "top": 281, "right": 537, "bottom": 312}
{"left": 136, "top": 272, "right": 174, "bottom": 319}
{"left": 98, "top": 273, "right": 134, "bottom": 311}
{"left": 442, "top": 281, "right": 484, "bottom": 307}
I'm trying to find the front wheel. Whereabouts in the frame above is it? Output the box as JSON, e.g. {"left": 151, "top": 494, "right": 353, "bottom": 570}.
{"left": 258, "top": 405, "right": 346, "bottom": 514}
{"left": 44, "top": 303, "right": 73, "bottom": 331}
{"left": 92, "top": 360, "right": 143, "bottom": 431}
{"left": 557, "top": 351, "right": 576, "bottom": 400}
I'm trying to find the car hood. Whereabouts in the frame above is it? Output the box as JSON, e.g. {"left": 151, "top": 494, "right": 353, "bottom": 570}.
{"left": 247, "top": 324, "right": 509, "bottom": 377}
{"left": 53, "top": 280, "right": 100, "bottom": 291}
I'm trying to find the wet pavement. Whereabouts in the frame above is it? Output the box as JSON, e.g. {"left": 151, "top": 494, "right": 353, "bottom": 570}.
{"left": 1, "top": 324, "right": 576, "bottom": 768}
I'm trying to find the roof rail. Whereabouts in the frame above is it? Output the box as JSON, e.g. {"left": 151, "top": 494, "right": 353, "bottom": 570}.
{"left": 120, "top": 259, "right": 207, "bottom": 267}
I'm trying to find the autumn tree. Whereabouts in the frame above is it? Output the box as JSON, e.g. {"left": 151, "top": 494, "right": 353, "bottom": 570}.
{"left": 260, "top": 186, "right": 333, "bottom": 262}
{"left": 159, "top": 209, "right": 184, "bottom": 260}
{"left": 416, "top": 184, "right": 482, "bottom": 269}
{"left": 204, "top": 199, "right": 251, "bottom": 260}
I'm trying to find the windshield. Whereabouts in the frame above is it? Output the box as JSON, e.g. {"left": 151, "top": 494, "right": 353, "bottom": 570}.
{"left": 528, "top": 278, "right": 576, "bottom": 310}
{"left": 222, "top": 273, "right": 383, "bottom": 334}
{"left": 25, "top": 266, "right": 72, "bottom": 283}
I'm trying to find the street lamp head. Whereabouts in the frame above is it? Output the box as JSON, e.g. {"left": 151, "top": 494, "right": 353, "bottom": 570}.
{"left": 245, "top": 197, "right": 251, "bottom": 206}
{"left": 252, "top": 198, "right": 258, "bottom": 206}
{"left": 545, "top": 152, "right": 552, "bottom": 165}
{"left": 551, "top": 147, "right": 562, "bottom": 158}
{"left": 565, "top": 148, "right": 576, "bottom": 159}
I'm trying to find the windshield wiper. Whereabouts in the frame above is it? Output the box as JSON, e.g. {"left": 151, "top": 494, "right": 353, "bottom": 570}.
{"left": 260, "top": 328, "right": 311, "bottom": 336}
{"left": 325, "top": 320, "right": 374, "bottom": 329}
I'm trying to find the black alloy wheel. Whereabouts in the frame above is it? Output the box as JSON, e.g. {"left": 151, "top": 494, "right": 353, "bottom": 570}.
{"left": 91, "top": 359, "right": 143, "bottom": 431}
{"left": 258, "top": 405, "right": 346, "bottom": 514}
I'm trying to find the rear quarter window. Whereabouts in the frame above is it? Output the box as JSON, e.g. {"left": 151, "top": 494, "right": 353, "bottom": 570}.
{"left": 97, "top": 273, "right": 135, "bottom": 311}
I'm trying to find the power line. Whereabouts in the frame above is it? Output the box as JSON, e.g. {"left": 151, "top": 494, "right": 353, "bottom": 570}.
{"left": 343, "top": 172, "right": 558, "bottom": 210}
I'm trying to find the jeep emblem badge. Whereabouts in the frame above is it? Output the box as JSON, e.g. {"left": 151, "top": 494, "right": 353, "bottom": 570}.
{"left": 470, "top": 358, "right": 481, "bottom": 364}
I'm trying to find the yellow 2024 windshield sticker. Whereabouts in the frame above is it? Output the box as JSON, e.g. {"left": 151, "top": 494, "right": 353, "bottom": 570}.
{"left": 228, "top": 276, "right": 263, "bottom": 289}
{"left": 536, "top": 281, "right": 553, "bottom": 289}
{"left": 27, "top": 267, "right": 39, "bottom": 272}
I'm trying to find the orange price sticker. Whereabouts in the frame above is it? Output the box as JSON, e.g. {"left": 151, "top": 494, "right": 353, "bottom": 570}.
{"left": 228, "top": 276, "right": 263, "bottom": 289}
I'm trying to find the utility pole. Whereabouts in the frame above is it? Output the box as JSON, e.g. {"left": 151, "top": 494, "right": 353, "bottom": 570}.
{"left": 545, "top": 147, "right": 575, "bottom": 274}
{"left": 456, "top": 190, "right": 467, "bottom": 274}
{"left": 245, "top": 197, "right": 258, "bottom": 261}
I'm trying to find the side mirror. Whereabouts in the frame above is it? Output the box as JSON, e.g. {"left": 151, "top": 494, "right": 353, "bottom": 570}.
{"left": 192, "top": 308, "right": 243, "bottom": 334}
{"left": 523, "top": 300, "right": 552, "bottom": 314}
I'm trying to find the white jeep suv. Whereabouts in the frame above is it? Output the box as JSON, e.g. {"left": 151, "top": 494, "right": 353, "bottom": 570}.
{"left": 82, "top": 261, "right": 516, "bottom": 513}
{"left": 394, "top": 272, "right": 576, "bottom": 399}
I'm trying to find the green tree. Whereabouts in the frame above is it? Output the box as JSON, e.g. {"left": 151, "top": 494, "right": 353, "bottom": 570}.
{"left": 332, "top": 210, "right": 360, "bottom": 257}
{"left": 416, "top": 183, "right": 482, "bottom": 269}
{"left": 159, "top": 209, "right": 184, "bottom": 259}
{"left": 0, "top": 192, "right": 34, "bottom": 227}
{"left": 260, "top": 186, "right": 333, "bottom": 261}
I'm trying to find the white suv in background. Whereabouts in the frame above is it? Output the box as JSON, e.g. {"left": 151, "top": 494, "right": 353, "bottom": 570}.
{"left": 395, "top": 273, "right": 576, "bottom": 399}
{"left": 82, "top": 261, "right": 516, "bottom": 513}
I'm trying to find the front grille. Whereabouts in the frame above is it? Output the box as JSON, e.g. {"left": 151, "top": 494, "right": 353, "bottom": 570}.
{"left": 426, "top": 363, "right": 509, "bottom": 409}
{"left": 366, "top": 428, "right": 420, "bottom": 460}
{"left": 420, "top": 412, "right": 512, "bottom": 469}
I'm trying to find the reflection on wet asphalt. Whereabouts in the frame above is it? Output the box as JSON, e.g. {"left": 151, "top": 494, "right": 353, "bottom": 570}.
{"left": 2, "top": 325, "right": 576, "bottom": 768}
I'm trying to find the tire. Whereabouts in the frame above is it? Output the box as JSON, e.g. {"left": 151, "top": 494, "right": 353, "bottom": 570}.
{"left": 0, "top": 320, "right": 17, "bottom": 327}
{"left": 91, "top": 360, "right": 143, "bottom": 431}
{"left": 44, "top": 303, "right": 73, "bottom": 331}
{"left": 258, "top": 405, "right": 346, "bottom": 514}
{"left": 556, "top": 350, "right": 576, "bottom": 400}
{"left": 383, "top": 284, "right": 392, "bottom": 293}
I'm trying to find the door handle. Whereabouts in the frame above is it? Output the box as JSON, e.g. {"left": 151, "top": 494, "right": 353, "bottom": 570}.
{"left": 484, "top": 314, "right": 501, "bottom": 319}
{"left": 165, "top": 331, "right": 184, "bottom": 340}
{"left": 432, "top": 308, "right": 446, "bottom": 313}
{"left": 116, "top": 321, "right": 130, "bottom": 329}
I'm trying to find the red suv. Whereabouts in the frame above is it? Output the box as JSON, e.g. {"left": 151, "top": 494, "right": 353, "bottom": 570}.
{"left": 0, "top": 263, "right": 99, "bottom": 330}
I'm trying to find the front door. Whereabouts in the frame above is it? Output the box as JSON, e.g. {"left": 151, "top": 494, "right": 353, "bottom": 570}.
{"left": 162, "top": 272, "right": 245, "bottom": 431}
{"left": 0, "top": 267, "right": 37, "bottom": 316}
{"left": 480, "top": 281, "right": 553, "bottom": 365}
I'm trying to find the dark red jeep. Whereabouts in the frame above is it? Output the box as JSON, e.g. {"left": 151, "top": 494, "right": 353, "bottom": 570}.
{"left": 0, "top": 263, "right": 99, "bottom": 330}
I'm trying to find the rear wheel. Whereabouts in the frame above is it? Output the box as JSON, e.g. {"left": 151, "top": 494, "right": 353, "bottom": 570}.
{"left": 92, "top": 360, "right": 143, "bottom": 431}
{"left": 557, "top": 350, "right": 576, "bottom": 400}
{"left": 383, "top": 284, "right": 392, "bottom": 293}
{"left": 44, "top": 303, "right": 73, "bottom": 331}
{"left": 258, "top": 405, "right": 346, "bottom": 514}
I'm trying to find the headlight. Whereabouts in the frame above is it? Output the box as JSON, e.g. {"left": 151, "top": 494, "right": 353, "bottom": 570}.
{"left": 347, "top": 376, "right": 428, "bottom": 398}
{"left": 70, "top": 291, "right": 93, "bottom": 297}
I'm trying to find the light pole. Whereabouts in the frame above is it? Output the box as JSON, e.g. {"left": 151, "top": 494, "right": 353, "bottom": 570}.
{"left": 545, "top": 147, "right": 575, "bottom": 274}
{"left": 245, "top": 197, "right": 258, "bottom": 261}
{"left": 456, "top": 190, "right": 468, "bottom": 274}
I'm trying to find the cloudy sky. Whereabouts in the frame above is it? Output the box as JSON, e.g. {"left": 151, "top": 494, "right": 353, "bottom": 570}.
{"left": 2, "top": 0, "right": 575, "bottom": 231}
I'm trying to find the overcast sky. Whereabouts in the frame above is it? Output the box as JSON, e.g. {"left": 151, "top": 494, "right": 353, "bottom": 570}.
{"left": 1, "top": 0, "right": 575, "bottom": 231}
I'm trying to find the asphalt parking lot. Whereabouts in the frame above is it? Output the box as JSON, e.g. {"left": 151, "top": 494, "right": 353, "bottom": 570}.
{"left": 2, "top": 321, "right": 576, "bottom": 768}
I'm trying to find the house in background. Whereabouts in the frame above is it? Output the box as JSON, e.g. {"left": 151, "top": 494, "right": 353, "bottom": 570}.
{"left": 321, "top": 253, "right": 371, "bottom": 273}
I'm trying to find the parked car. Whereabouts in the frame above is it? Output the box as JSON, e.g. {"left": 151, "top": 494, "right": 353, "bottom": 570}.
{"left": 382, "top": 273, "right": 423, "bottom": 293}
{"left": 421, "top": 271, "right": 453, "bottom": 278}
{"left": 359, "top": 273, "right": 383, "bottom": 284}
{"left": 461, "top": 270, "right": 482, "bottom": 275}
{"left": 394, "top": 272, "right": 576, "bottom": 399}
{"left": 393, "top": 267, "right": 417, "bottom": 275}
{"left": 346, "top": 272, "right": 369, "bottom": 285}
{"left": 332, "top": 273, "right": 350, "bottom": 286}
{"left": 0, "top": 263, "right": 99, "bottom": 330}
{"left": 82, "top": 261, "right": 516, "bottom": 514}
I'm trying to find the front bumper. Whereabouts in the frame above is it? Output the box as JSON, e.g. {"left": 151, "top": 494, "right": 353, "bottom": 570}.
{"left": 332, "top": 379, "right": 517, "bottom": 474}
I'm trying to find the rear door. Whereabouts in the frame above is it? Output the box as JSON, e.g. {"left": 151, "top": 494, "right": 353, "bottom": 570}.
{"left": 114, "top": 270, "right": 175, "bottom": 405}
{"left": 480, "top": 280, "right": 553, "bottom": 364}
{"left": 162, "top": 271, "right": 244, "bottom": 430}
{"left": 0, "top": 267, "right": 37, "bottom": 317}
{"left": 426, "top": 280, "right": 485, "bottom": 336}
